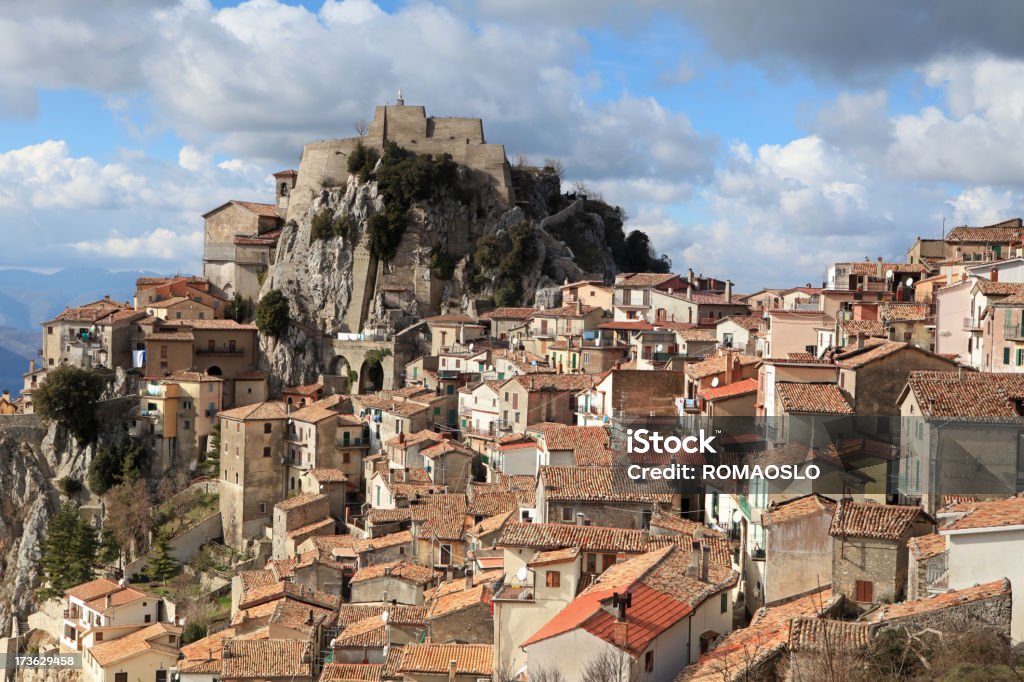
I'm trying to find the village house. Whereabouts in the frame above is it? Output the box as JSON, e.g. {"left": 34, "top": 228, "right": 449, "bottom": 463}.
{"left": 906, "top": 532, "right": 947, "bottom": 601}
{"left": 825, "top": 259, "right": 928, "bottom": 296}
{"left": 756, "top": 355, "right": 838, "bottom": 419}
{"left": 577, "top": 369, "right": 687, "bottom": 427}
{"left": 761, "top": 309, "right": 834, "bottom": 359}
{"left": 410, "top": 494, "right": 469, "bottom": 568}
{"left": 423, "top": 314, "right": 485, "bottom": 355}
{"left": 501, "top": 373, "right": 595, "bottom": 432}
{"left": 680, "top": 352, "right": 759, "bottom": 413}
{"left": 547, "top": 336, "right": 629, "bottom": 374}
{"left": 143, "top": 319, "right": 260, "bottom": 396}
{"left": 696, "top": 378, "right": 758, "bottom": 418}
{"left": 760, "top": 494, "right": 836, "bottom": 606}
{"left": 145, "top": 296, "right": 216, "bottom": 322}
{"left": 281, "top": 382, "right": 324, "bottom": 407}
{"left": 522, "top": 543, "right": 737, "bottom": 682}
{"left": 356, "top": 529, "right": 413, "bottom": 565}
{"left": 527, "top": 301, "right": 605, "bottom": 355}
{"left": 561, "top": 280, "right": 614, "bottom": 311}
{"left": 134, "top": 371, "right": 224, "bottom": 472}
{"left": 528, "top": 423, "right": 614, "bottom": 469}
{"left": 980, "top": 292, "right": 1024, "bottom": 372}
{"left": 715, "top": 314, "right": 762, "bottom": 355}
{"left": 424, "top": 574, "right": 495, "bottom": 644}
{"left": 133, "top": 275, "right": 227, "bottom": 314}
{"left": 829, "top": 499, "right": 935, "bottom": 607}
{"left": 420, "top": 440, "right": 474, "bottom": 490}
{"left": 896, "top": 371, "right": 1024, "bottom": 513}
{"left": 41, "top": 298, "right": 140, "bottom": 371}
{"left": 82, "top": 622, "right": 182, "bottom": 682}
{"left": 480, "top": 307, "right": 535, "bottom": 341}
{"left": 201, "top": 199, "right": 283, "bottom": 303}
{"left": 646, "top": 283, "right": 749, "bottom": 327}
{"left": 536, "top": 465, "right": 676, "bottom": 527}
{"left": 938, "top": 496, "right": 1024, "bottom": 639}
{"left": 271, "top": 492, "right": 334, "bottom": 560}
{"left": 880, "top": 302, "right": 933, "bottom": 348}
{"left": 219, "top": 639, "right": 314, "bottom": 682}
{"left": 61, "top": 578, "right": 164, "bottom": 654}
{"left": 349, "top": 561, "right": 440, "bottom": 605}
{"left": 611, "top": 272, "right": 690, "bottom": 322}
{"left": 218, "top": 401, "right": 289, "bottom": 549}
{"left": 942, "top": 218, "right": 1024, "bottom": 262}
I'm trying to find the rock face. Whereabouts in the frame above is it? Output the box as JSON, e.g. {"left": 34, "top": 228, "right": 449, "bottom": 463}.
{"left": 0, "top": 417, "right": 91, "bottom": 634}
{"left": 259, "top": 158, "right": 647, "bottom": 384}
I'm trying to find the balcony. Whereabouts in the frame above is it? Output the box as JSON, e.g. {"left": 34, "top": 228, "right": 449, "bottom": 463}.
{"left": 963, "top": 317, "right": 981, "bottom": 331}
{"left": 337, "top": 437, "right": 367, "bottom": 448}
{"left": 1006, "top": 324, "right": 1024, "bottom": 341}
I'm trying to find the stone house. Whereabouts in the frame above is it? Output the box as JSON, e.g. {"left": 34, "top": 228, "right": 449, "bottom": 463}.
{"left": 647, "top": 285, "right": 749, "bottom": 326}
{"left": 349, "top": 561, "right": 439, "bottom": 605}
{"left": 218, "top": 401, "right": 289, "bottom": 549}
{"left": 356, "top": 530, "right": 414, "bottom": 566}
{"left": 528, "top": 302, "right": 605, "bottom": 347}
{"left": 867, "top": 578, "right": 1012, "bottom": 639}
{"left": 143, "top": 319, "right": 259, "bottom": 390}
{"left": 411, "top": 494, "right": 469, "bottom": 569}
{"left": 716, "top": 315, "right": 763, "bottom": 355}
{"left": 420, "top": 441, "right": 473, "bottom": 490}
{"left": 201, "top": 200, "right": 282, "bottom": 302}
{"left": 145, "top": 296, "right": 216, "bottom": 322}
{"left": 536, "top": 466, "right": 675, "bottom": 527}
{"left": 611, "top": 272, "right": 689, "bottom": 322}
{"left": 284, "top": 400, "right": 345, "bottom": 496}
{"left": 423, "top": 315, "right": 485, "bottom": 355}
{"left": 528, "top": 423, "right": 613, "bottom": 468}
{"left": 561, "top": 280, "right": 614, "bottom": 312}
{"left": 906, "top": 532, "right": 947, "bottom": 601}
{"left": 133, "top": 275, "right": 226, "bottom": 312}
{"left": 576, "top": 369, "right": 688, "bottom": 426}
{"left": 41, "top": 298, "right": 138, "bottom": 371}
{"left": 829, "top": 500, "right": 936, "bottom": 608}
{"left": 501, "top": 373, "right": 595, "bottom": 432}
{"left": 761, "top": 494, "right": 836, "bottom": 606}
{"left": 696, "top": 377, "right": 758, "bottom": 418}
{"left": 219, "top": 639, "right": 313, "bottom": 682}
{"left": 424, "top": 579, "right": 494, "bottom": 644}
{"left": 271, "top": 492, "right": 333, "bottom": 560}
{"left": 546, "top": 337, "right": 629, "bottom": 375}
{"left": 879, "top": 302, "right": 933, "bottom": 348}
{"left": 481, "top": 307, "right": 536, "bottom": 341}
{"left": 681, "top": 352, "right": 759, "bottom": 406}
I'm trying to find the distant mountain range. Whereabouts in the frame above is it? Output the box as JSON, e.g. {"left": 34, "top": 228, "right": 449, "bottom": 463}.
{"left": 0, "top": 267, "right": 163, "bottom": 395}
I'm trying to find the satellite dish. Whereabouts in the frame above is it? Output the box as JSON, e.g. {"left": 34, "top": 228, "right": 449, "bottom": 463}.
{"left": 885, "top": 270, "right": 894, "bottom": 280}
{"left": 381, "top": 611, "right": 390, "bottom": 624}
{"left": 710, "top": 376, "right": 720, "bottom": 388}
{"left": 515, "top": 566, "right": 529, "bottom": 582}
{"left": 905, "top": 277, "right": 913, "bottom": 287}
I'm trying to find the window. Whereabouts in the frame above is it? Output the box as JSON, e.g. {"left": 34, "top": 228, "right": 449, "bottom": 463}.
{"left": 439, "top": 544, "right": 453, "bottom": 566}
{"left": 644, "top": 651, "right": 654, "bottom": 673}
{"left": 156, "top": 671, "right": 168, "bottom": 682}
{"left": 95, "top": 632, "right": 103, "bottom": 641}
{"left": 855, "top": 580, "right": 874, "bottom": 603}
{"left": 343, "top": 453, "right": 350, "bottom": 464}
{"left": 144, "top": 614, "right": 151, "bottom": 623}
{"left": 263, "top": 446, "right": 271, "bottom": 457}
{"left": 1017, "top": 349, "right": 1024, "bottom": 367}
{"left": 264, "top": 422, "right": 272, "bottom": 434}
{"left": 116, "top": 674, "right": 128, "bottom": 682}
{"left": 234, "top": 473, "right": 239, "bottom": 484}
{"left": 47, "top": 327, "right": 53, "bottom": 335}
{"left": 183, "top": 420, "right": 191, "bottom": 431}
{"left": 1004, "top": 347, "right": 1011, "bottom": 365}
{"left": 259, "top": 502, "right": 268, "bottom": 514}
{"left": 720, "top": 592, "right": 728, "bottom": 613}
{"left": 546, "top": 571, "right": 561, "bottom": 587}
{"left": 561, "top": 507, "right": 575, "bottom": 523}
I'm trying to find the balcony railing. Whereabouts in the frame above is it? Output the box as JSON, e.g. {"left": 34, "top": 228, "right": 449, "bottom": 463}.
{"left": 337, "top": 437, "right": 367, "bottom": 448}
{"left": 1005, "top": 324, "right": 1024, "bottom": 340}
{"left": 197, "top": 346, "right": 245, "bottom": 355}
{"left": 963, "top": 317, "right": 980, "bottom": 331}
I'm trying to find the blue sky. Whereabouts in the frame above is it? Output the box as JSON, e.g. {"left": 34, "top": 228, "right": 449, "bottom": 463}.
{"left": 3, "top": 1, "right": 1024, "bottom": 289}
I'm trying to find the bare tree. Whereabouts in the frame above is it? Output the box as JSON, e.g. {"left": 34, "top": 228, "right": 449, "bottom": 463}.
{"left": 514, "top": 153, "right": 530, "bottom": 168}
{"left": 543, "top": 158, "right": 565, "bottom": 179}
{"left": 104, "top": 479, "right": 153, "bottom": 562}
{"left": 581, "top": 648, "right": 636, "bottom": 682}
{"left": 354, "top": 119, "right": 369, "bottom": 136}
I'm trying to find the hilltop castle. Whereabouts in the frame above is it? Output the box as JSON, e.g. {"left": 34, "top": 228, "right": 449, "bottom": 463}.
{"left": 284, "top": 97, "right": 515, "bottom": 223}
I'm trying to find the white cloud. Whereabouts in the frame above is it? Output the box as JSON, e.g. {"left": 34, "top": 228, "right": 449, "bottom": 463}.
{"left": 67, "top": 227, "right": 202, "bottom": 261}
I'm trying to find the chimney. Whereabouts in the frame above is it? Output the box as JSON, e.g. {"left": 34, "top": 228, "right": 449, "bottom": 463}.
{"left": 685, "top": 540, "right": 700, "bottom": 578}
{"left": 877, "top": 256, "right": 883, "bottom": 262}
{"left": 576, "top": 512, "right": 585, "bottom": 526}
{"left": 449, "top": 660, "right": 458, "bottom": 682}
{"left": 724, "top": 350, "right": 735, "bottom": 386}
{"left": 307, "top": 609, "right": 314, "bottom": 625}
{"left": 701, "top": 546, "right": 711, "bottom": 581}
{"left": 465, "top": 569, "right": 473, "bottom": 590}
{"left": 688, "top": 268, "right": 695, "bottom": 286}
{"left": 687, "top": 284, "right": 693, "bottom": 301}
{"left": 576, "top": 299, "right": 583, "bottom": 316}
{"left": 725, "top": 280, "right": 733, "bottom": 304}
{"left": 856, "top": 332, "right": 865, "bottom": 350}
{"left": 446, "top": 568, "right": 454, "bottom": 582}
{"left": 991, "top": 267, "right": 999, "bottom": 282}
{"left": 29, "top": 359, "right": 35, "bottom": 373}
{"left": 105, "top": 594, "right": 112, "bottom": 609}
{"left": 1, "top": 391, "right": 8, "bottom": 402}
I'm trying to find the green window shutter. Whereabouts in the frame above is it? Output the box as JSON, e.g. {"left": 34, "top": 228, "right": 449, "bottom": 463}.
{"left": 1004, "top": 347, "right": 1011, "bottom": 365}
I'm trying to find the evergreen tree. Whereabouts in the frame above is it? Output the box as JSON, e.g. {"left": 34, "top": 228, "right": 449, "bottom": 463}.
{"left": 203, "top": 425, "right": 221, "bottom": 478}
{"left": 33, "top": 365, "right": 106, "bottom": 443}
{"left": 147, "top": 530, "right": 178, "bottom": 585}
{"left": 38, "top": 503, "right": 97, "bottom": 600}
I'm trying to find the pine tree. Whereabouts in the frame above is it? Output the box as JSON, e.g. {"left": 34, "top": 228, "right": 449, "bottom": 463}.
{"left": 38, "top": 503, "right": 96, "bottom": 600}
{"left": 147, "top": 530, "right": 178, "bottom": 585}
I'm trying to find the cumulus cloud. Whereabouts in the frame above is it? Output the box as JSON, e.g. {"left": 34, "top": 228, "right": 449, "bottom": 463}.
{"left": 67, "top": 227, "right": 203, "bottom": 262}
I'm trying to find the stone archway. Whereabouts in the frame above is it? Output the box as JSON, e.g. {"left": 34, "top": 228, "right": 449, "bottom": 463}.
{"left": 359, "top": 360, "right": 384, "bottom": 393}
{"left": 207, "top": 366, "right": 223, "bottom": 376}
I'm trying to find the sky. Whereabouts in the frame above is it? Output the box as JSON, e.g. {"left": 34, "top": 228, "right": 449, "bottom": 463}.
{"left": 4, "top": 1, "right": 1024, "bottom": 290}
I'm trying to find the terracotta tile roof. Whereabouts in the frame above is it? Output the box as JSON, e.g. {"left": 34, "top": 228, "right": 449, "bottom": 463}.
{"left": 235, "top": 369, "right": 269, "bottom": 380}
{"left": 908, "top": 533, "right": 947, "bottom": 560}
{"left": 904, "top": 371, "right": 1024, "bottom": 420}
{"left": 840, "top": 319, "right": 887, "bottom": 338}
{"left": 775, "top": 382, "right": 852, "bottom": 415}
{"left": 676, "top": 588, "right": 837, "bottom": 682}
{"left": 685, "top": 354, "right": 760, "bottom": 380}
{"left": 286, "top": 516, "right": 334, "bottom": 539}
{"left": 288, "top": 403, "right": 338, "bottom": 424}
{"left": 238, "top": 581, "right": 341, "bottom": 611}
{"left": 426, "top": 582, "right": 492, "bottom": 619}
{"left": 218, "top": 401, "right": 288, "bottom": 421}
{"left": 283, "top": 382, "right": 324, "bottom": 396}
{"left": 320, "top": 663, "right": 385, "bottom": 682}
{"left": 386, "top": 429, "right": 442, "bottom": 449}
{"left": 412, "top": 494, "right": 468, "bottom": 541}
{"left": 975, "top": 280, "right": 1024, "bottom": 297}
{"left": 89, "top": 622, "right": 181, "bottom": 667}
{"left": 532, "top": 303, "right": 599, "bottom": 318}
{"left": 268, "top": 598, "right": 337, "bottom": 634}
{"left": 649, "top": 513, "right": 724, "bottom": 538}
{"left": 164, "top": 370, "right": 224, "bottom": 383}
{"left": 163, "top": 318, "right": 258, "bottom": 330}
{"left": 307, "top": 468, "right": 349, "bottom": 483}
{"left": 237, "top": 569, "right": 277, "bottom": 592}
{"left": 355, "top": 530, "right": 412, "bottom": 553}
{"left": 617, "top": 273, "right": 681, "bottom": 287}
{"left": 365, "top": 508, "right": 413, "bottom": 525}
{"left": 942, "top": 496, "right": 1024, "bottom": 532}
{"left": 829, "top": 500, "right": 931, "bottom": 540}
{"left": 234, "top": 229, "right": 281, "bottom": 246}
{"left": 83, "top": 585, "right": 152, "bottom": 611}
{"left": 398, "top": 644, "right": 494, "bottom": 676}
{"left": 539, "top": 466, "right": 674, "bottom": 503}
{"left": 868, "top": 578, "right": 1011, "bottom": 622}
{"left": 788, "top": 617, "right": 871, "bottom": 653}
{"left": 337, "top": 604, "right": 426, "bottom": 629}
{"left": 276, "top": 492, "right": 327, "bottom": 512}
{"left": 880, "top": 303, "right": 930, "bottom": 322}
{"left": 65, "top": 578, "right": 121, "bottom": 602}
{"left": 350, "top": 560, "right": 439, "bottom": 585}
{"left": 468, "top": 510, "right": 515, "bottom": 538}
{"left": 228, "top": 200, "right": 280, "bottom": 218}
{"left": 529, "top": 423, "right": 612, "bottom": 466}
{"left": 306, "top": 535, "right": 357, "bottom": 562}
{"left": 510, "top": 373, "right": 596, "bottom": 392}
{"left": 221, "top": 639, "right": 311, "bottom": 679}
{"left": 698, "top": 377, "right": 758, "bottom": 401}
{"left": 333, "top": 613, "right": 391, "bottom": 648}
{"left": 663, "top": 325, "right": 717, "bottom": 341}
{"left": 481, "top": 307, "right": 536, "bottom": 320}
{"left": 498, "top": 522, "right": 651, "bottom": 553}
{"left": 848, "top": 261, "right": 929, "bottom": 276}
{"left": 762, "top": 494, "right": 837, "bottom": 527}
{"left": 423, "top": 314, "right": 480, "bottom": 324}
{"left": 181, "top": 626, "right": 235, "bottom": 663}
{"left": 424, "top": 569, "right": 502, "bottom": 601}
{"left": 146, "top": 331, "right": 194, "bottom": 342}
{"left": 598, "top": 320, "right": 655, "bottom": 331}
{"left": 421, "top": 441, "right": 473, "bottom": 459}
{"left": 719, "top": 315, "right": 763, "bottom": 331}
{"left": 946, "top": 220, "right": 1024, "bottom": 242}
{"left": 528, "top": 546, "right": 581, "bottom": 566}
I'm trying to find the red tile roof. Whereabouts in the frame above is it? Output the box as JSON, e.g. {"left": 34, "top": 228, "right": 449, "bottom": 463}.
{"left": 908, "top": 533, "right": 947, "bottom": 560}
{"left": 88, "top": 622, "right": 181, "bottom": 667}
{"left": 904, "top": 371, "right": 1024, "bottom": 420}
{"left": 350, "top": 560, "right": 436, "bottom": 585}
{"left": 539, "top": 466, "right": 674, "bottom": 504}
{"left": 829, "top": 500, "right": 931, "bottom": 541}
{"left": 762, "top": 494, "right": 837, "bottom": 527}
{"left": 398, "top": 644, "right": 493, "bottom": 676}
{"left": 698, "top": 377, "right": 758, "bottom": 401}
{"left": 941, "top": 496, "right": 1024, "bottom": 532}
{"left": 221, "top": 639, "right": 311, "bottom": 679}
{"left": 498, "top": 522, "right": 651, "bottom": 553}
{"left": 775, "top": 382, "right": 852, "bottom": 415}
{"left": 868, "top": 578, "right": 1011, "bottom": 622}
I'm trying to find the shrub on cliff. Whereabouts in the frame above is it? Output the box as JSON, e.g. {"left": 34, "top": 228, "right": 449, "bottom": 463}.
{"left": 429, "top": 247, "right": 456, "bottom": 280}
{"left": 88, "top": 438, "right": 146, "bottom": 495}
{"left": 38, "top": 503, "right": 97, "bottom": 600}
{"left": 33, "top": 365, "right": 106, "bottom": 443}
{"left": 347, "top": 141, "right": 380, "bottom": 183}
{"left": 312, "top": 209, "right": 353, "bottom": 241}
{"left": 256, "top": 289, "right": 289, "bottom": 338}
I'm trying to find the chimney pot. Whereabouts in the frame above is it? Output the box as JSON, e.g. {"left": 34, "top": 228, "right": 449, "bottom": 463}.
{"left": 701, "top": 546, "right": 711, "bottom": 581}
{"left": 465, "top": 569, "right": 473, "bottom": 589}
